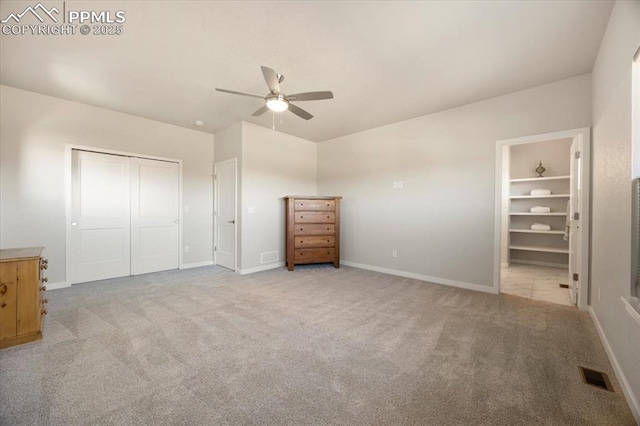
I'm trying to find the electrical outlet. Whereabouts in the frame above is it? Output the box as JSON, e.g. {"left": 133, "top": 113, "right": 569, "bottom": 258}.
{"left": 184, "top": 246, "right": 190, "bottom": 253}
{"left": 392, "top": 249, "right": 398, "bottom": 258}
{"left": 397, "top": 180, "right": 404, "bottom": 189}
{"left": 393, "top": 181, "right": 398, "bottom": 189}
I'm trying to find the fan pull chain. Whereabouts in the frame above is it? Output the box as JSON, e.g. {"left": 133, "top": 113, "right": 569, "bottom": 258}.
{"left": 272, "top": 111, "right": 275, "bottom": 130}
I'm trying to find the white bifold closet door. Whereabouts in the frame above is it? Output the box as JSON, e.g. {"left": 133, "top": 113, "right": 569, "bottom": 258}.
{"left": 70, "top": 150, "right": 179, "bottom": 284}
{"left": 70, "top": 151, "right": 131, "bottom": 284}
{"left": 130, "top": 157, "right": 180, "bottom": 275}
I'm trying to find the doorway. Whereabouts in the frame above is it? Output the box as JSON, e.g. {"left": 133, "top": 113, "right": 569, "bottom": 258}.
{"left": 214, "top": 158, "right": 237, "bottom": 271}
{"left": 494, "top": 128, "right": 590, "bottom": 310}
{"left": 68, "top": 149, "right": 181, "bottom": 284}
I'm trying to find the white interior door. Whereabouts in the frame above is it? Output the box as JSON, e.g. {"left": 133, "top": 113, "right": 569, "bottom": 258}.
{"left": 214, "top": 159, "right": 237, "bottom": 271}
{"left": 568, "top": 138, "right": 582, "bottom": 305}
{"left": 70, "top": 150, "right": 131, "bottom": 283}
{"left": 130, "top": 158, "right": 180, "bottom": 275}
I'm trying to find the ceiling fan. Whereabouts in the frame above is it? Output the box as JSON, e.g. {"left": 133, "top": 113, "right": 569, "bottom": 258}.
{"left": 215, "top": 66, "right": 334, "bottom": 120}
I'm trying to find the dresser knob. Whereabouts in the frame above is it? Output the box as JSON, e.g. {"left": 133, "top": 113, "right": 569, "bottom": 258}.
{"left": 40, "top": 286, "right": 47, "bottom": 292}
{"left": 42, "top": 277, "right": 48, "bottom": 283}
{"left": 0, "top": 284, "right": 6, "bottom": 295}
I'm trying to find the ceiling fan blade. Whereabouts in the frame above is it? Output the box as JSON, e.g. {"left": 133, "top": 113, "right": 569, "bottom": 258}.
{"left": 251, "top": 105, "right": 269, "bottom": 117}
{"left": 287, "top": 91, "right": 334, "bottom": 101}
{"left": 261, "top": 66, "right": 280, "bottom": 94}
{"left": 216, "top": 88, "right": 264, "bottom": 99}
{"left": 288, "top": 103, "right": 313, "bottom": 120}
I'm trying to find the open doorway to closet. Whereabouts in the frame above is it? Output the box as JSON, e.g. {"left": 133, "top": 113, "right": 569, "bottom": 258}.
{"left": 494, "top": 128, "right": 590, "bottom": 310}
{"left": 66, "top": 148, "right": 181, "bottom": 284}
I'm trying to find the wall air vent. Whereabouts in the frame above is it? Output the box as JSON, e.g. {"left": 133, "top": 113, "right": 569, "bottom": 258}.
{"left": 260, "top": 251, "right": 278, "bottom": 264}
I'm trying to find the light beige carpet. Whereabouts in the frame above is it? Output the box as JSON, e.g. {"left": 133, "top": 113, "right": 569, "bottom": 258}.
{"left": 0, "top": 265, "right": 635, "bottom": 425}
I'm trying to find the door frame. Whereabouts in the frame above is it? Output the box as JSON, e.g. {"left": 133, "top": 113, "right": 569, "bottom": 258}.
{"left": 65, "top": 144, "right": 183, "bottom": 285}
{"left": 213, "top": 158, "right": 238, "bottom": 271}
{"left": 493, "top": 127, "right": 591, "bottom": 310}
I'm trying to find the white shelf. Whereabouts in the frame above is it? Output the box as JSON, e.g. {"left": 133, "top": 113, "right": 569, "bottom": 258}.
{"left": 509, "top": 245, "right": 569, "bottom": 254}
{"left": 509, "top": 194, "right": 570, "bottom": 199}
{"left": 509, "top": 212, "right": 567, "bottom": 216}
{"left": 510, "top": 176, "right": 570, "bottom": 183}
{"left": 509, "top": 229, "right": 565, "bottom": 235}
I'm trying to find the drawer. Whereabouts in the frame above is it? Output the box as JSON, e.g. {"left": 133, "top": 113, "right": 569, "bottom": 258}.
{"left": 294, "top": 224, "right": 335, "bottom": 235}
{"left": 295, "top": 248, "right": 335, "bottom": 263}
{"left": 295, "top": 236, "right": 335, "bottom": 248}
{"left": 295, "top": 212, "right": 335, "bottom": 223}
{"left": 295, "top": 199, "right": 335, "bottom": 211}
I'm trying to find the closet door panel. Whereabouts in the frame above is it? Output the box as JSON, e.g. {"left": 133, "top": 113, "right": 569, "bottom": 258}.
{"left": 70, "top": 151, "right": 131, "bottom": 284}
{"left": 131, "top": 158, "right": 180, "bottom": 275}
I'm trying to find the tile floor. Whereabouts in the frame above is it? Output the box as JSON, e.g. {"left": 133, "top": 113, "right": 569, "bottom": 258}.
{"left": 500, "top": 264, "right": 574, "bottom": 306}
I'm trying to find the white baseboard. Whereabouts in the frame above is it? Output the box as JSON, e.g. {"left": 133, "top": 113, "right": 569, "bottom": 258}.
{"left": 47, "top": 281, "right": 70, "bottom": 290}
{"left": 510, "top": 259, "right": 568, "bottom": 269}
{"left": 181, "top": 260, "right": 214, "bottom": 269}
{"left": 588, "top": 306, "right": 640, "bottom": 424}
{"left": 341, "top": 261, "right": 496, "bottom": 294}
{"left": 239, "top": 262, "right": 285, "bottom": 275}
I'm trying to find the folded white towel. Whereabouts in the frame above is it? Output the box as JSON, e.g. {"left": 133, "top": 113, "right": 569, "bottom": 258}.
{"left": 531, "top": 223, "right": 551, "bottom": 231}
{"left": 531, "top": 188, "right": 551, "bottom": 196}
{"left": 530, "top": 206, "right": 551, "bottom": 213}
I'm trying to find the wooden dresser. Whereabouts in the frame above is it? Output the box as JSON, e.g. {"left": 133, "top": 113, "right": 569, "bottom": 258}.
{"left": 285, "top": 196, "right": 342, "bottom": 271}
{"left": 0, "top": 247, "right": 48, "bottom": 349}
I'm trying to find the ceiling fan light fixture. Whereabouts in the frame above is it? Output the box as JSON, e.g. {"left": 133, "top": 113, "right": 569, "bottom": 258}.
{"left": 266, "top": 95, "right": 288, "bottom": 112}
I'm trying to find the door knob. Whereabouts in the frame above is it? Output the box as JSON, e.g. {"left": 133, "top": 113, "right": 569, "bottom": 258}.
{"left": 228, "top": 220, "right": 235, "bottom": 224}
{"left": 174, "top": 219, "right": 179, "bottom": 223}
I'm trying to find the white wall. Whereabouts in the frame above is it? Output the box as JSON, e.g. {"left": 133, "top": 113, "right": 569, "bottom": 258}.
{"left": 0, "top": 85, "right": 214, "bottom": 285}
{"left": 240, "top": 122, "right": 317, "bottom": 272}
{"left": 590, "top": 0, "right": 640, "bottom": 420}
{"left": 317, "top": 74, "right": 591, "bottom": 290}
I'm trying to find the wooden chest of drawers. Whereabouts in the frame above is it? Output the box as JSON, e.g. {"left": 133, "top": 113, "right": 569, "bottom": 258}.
{"left": 0, "top": 247, "right": 48, "bottom": 349}
{"left": 285, "top": 196, "right": 342, "bottom": 271}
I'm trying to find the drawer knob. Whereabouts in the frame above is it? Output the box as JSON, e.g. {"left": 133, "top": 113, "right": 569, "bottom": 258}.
{"left": 0, "top": 284, "right": 6, "bottom": 295}
{"left": 299, "top": 240, "right": 304, "bottom": 243}
{"left": 300, "top": 228, "right": 303, "bottom": 231}
{"left": 40, "top": 286, "right": 47, "bottom": 292}
{"left": 1, "top": 303, "right": 6, "bottom": 308}
{"left": 42, "top": 308, "right": 48, "bottom": 315}
{"left": 42, "top": 298, "right": 48, "bottom": 304}
{"left": 42, "top": 277, "right": 48, "bottom": 283}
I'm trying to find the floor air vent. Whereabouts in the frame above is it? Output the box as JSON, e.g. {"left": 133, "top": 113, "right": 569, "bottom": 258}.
{"left": 578, "top": 366, "right": 613, "bottom": 392}
{"left": 558, "top": 283, "right": 569, "bottom": 289}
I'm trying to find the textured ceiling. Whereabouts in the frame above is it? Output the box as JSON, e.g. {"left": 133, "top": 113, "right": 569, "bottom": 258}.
{"left": 0, "top": 1, "right": 614, "bottom": 142}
